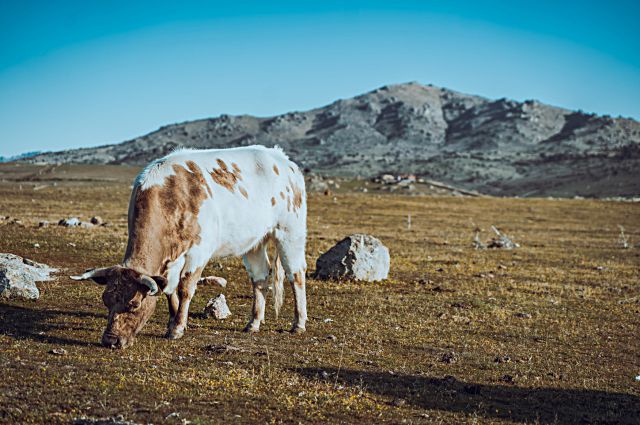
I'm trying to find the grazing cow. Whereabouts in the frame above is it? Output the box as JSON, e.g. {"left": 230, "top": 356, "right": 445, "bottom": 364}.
{"left": 71, "top": 146, "right": 307, "bottom": 348}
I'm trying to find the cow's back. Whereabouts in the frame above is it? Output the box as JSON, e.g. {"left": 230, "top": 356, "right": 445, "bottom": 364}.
{"left": 125, "top": 146, "right": 306, "bottom": 273}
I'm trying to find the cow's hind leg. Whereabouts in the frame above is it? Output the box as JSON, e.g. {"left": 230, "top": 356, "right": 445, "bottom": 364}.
{"left": 275, "top": 234, "right": 307, "bottom": 334}
{"left": 242, "top": 243, "right": 271, "bottom": 333}
{"left": 166, "top": 266, "right": 203, "bottom": 340}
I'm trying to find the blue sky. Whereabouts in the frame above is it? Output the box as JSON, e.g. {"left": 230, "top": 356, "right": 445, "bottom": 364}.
{"left": 1, "top": 1, "right": 639, "bottom": 157}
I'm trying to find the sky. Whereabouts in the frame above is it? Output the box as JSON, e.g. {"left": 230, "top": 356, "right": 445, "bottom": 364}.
{"left": 1, "top": 1, "right": 639, "bottom": 157}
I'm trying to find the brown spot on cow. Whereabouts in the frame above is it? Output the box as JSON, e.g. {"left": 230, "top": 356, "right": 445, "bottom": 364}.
{"left": 293, "top": 271, "right": 304, "bottom": 289}
{"left": 239, "top": 186, "right": 249, "bottom": 199}
{"left": 185, "top": 160, "right": 212, "bottom": 197}
{"left": 210, "top": 158, "right": 242, "bottom": 192}
{"left": 292, "top": 183, "right": 303, "bottom": 210}
{"left": 288, "top": 177, "right": 304, "bottom": 211}
{"left": 216, "top": 158, "right": 228, "bottom": 171}
{"left": 271, "top": 197, "right": 277, "bottom": 206}
{"left": 273, "top": 164, "right": 280, "bottom": 175}
{"left": 279, "top": 191, "right": 285, "bottom": 200}
{"left": 126, "top": 163, "right": 209, "bottom": 275}
{"left": 232, "top": 162, "right": 242, "bottom": 174}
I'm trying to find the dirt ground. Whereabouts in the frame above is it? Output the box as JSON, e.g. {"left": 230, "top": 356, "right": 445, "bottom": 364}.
{"left": 0, "top": 165, "right": 638, "bottom": 424}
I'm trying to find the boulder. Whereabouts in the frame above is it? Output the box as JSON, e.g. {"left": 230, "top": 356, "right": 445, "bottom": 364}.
{"left": 314, "top": 234, "right": 390, "bottom": 282}
{"left": 0, "top": 253, "right": 58, "bottom": 300}
{"left": 203, "top": 294, "right": 231, "bottom": 319}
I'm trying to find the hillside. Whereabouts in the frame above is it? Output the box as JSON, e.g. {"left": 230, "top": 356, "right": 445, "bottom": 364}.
{"left": 26, "top": 82, "right": 640, "bottom": 197}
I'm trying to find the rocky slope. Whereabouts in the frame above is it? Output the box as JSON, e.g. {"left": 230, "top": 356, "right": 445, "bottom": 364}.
{"left": 26, "top": 82, "right": 640, "bottom": 196}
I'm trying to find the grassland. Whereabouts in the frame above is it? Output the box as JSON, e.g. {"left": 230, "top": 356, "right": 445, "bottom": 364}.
{"left": 0, "top": 164, "right": 638, "bottom": 424}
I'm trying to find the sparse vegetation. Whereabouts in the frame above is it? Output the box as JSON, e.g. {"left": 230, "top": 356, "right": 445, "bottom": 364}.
{"left": 0, "top": 165, "right": 638, "bottom": 424}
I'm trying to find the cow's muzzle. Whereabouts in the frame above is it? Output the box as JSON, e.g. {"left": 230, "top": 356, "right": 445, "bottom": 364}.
{"left": 102, "top": 332, "right": 129, "bottom": 349}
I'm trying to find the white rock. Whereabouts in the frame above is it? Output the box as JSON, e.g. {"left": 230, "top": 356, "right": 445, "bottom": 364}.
{"left": 314, "top": 234, "right": 390, "bottom": 282}
{"left": 58, "top": 217, "right": 81, "bottom": 227}
{"left": 203, "top": 294, "right": 232, "bottom": 319}
{"left": 198, "top": 275, "right": 227, "bottom": 288}
{"left": 0, "top": 253, "right": 58, "bottom": 300}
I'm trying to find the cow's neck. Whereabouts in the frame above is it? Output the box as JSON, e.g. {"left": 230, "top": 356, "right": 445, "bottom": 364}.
{"left": 122, "top": 231, "right": 167, "bottom": 276}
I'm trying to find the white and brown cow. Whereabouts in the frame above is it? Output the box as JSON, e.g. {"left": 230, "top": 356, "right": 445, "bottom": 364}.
{"left": 71, "top": 145, "right": 307, "bottom": 348}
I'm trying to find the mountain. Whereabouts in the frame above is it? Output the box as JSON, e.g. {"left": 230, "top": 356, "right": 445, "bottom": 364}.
{"left": 1, "top": 151, "right": 42, "bottom": 163}
{"left": 25, "top": 82, "right": 640, "bottom": 197}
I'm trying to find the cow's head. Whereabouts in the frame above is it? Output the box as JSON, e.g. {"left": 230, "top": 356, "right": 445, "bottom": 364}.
{"left": 71, "top": 266, "right": 167, "bottom": 349}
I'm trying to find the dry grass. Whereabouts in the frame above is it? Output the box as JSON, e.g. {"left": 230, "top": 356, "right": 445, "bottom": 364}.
{"left": 0, "top": 165, "right": 638, "bottom": 424}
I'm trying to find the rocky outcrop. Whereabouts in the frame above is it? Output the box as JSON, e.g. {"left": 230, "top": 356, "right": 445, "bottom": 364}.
{"left": 0, "top": 253, "right": 58, "bottom": 300}
{"left": 314, "top": 234, "right": 390, "bottom": 282}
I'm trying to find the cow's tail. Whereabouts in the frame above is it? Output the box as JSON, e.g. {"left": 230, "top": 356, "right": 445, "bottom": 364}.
{"left": 272, "top": 251, "right": 285, "bottom": 319}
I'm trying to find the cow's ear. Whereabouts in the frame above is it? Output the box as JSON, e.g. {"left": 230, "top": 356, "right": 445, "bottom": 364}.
{"left": 152, "top": 276, "right": 168, "bottom": 291}
{"left": 70, "top": 267, "right": 118, "bottom": 285}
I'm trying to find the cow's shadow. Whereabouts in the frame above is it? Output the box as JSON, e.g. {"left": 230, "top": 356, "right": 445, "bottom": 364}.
{"left": 0, "top": 303, "right": 104, "bottom": 347}
{"left": 295, "top": 368, "right": 639, "bottom": 424}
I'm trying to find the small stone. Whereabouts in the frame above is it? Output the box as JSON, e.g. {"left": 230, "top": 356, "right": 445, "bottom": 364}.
{"left": 205, "top": 344, "right": 243, "bottom": 354}
{"left": 50, "top": 348, "right": 67, "bottom": 355}
{"left": 323, "top": 318, "right": 334, "bottom": 323}
{"left": 320, "top": 371, "right": 330, "bottom": 380}
{"left": 33, "top": 243, "right": 40, "bottom": 248}
{"left": 440, "top": 351, "right": 459, "bottom": 364}
{"left": 59, "top": 217, "right": 81, "bottom": 227}
{"left": 494, "top": 355, "right": 511, "bottom": 363}
{"left": 327, "top": 334, "right": 337, "bottom": 341}
{"left": 515, "top": 312, "right": 532, "bottom": 319}
{"left": 500, "top": 374, "right": 515, "bottom": 384}
{"left": 198, "top": 275, "right": 227, "bottom": 287}
{"left": 203, "top": 294, "right": 231, "bottom": 319}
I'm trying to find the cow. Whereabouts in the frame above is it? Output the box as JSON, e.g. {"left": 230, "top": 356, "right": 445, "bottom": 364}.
{"left": 71, "top": 145, "right": 307, "bottom": 348}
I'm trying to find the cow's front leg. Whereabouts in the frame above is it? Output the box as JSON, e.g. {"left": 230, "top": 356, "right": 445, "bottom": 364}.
{"left": 166, "top": 268, "right": 202, "bottom": 340}
{"left": 166, "top": 292, "right": 179, "bottom": 332}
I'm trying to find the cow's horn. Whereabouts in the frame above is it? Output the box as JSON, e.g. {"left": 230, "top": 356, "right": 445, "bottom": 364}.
{"left": 70, "top": 267, "right": 113, "bottom": 283}
{"left": 139, "top": 275, "right": 159, "bottom": 296}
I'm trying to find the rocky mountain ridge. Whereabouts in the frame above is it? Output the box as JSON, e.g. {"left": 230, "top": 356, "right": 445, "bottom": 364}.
{"left": 25, "top": 82, "right": 640, "bottom": 196}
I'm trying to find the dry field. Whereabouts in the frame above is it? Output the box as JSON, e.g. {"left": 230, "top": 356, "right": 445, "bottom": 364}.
{"left": 0, "top": 164, "right": 638, "bottom": 424}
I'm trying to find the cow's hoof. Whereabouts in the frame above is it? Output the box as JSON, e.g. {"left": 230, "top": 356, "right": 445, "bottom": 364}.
{"left": 165, "top": 328, "right": 184, "bottom": 340}
{"left": 290, "top": 326, "right": 306, "bottom": 335}
{"left": 243, "top": 324, "right": 260, "bottom": 333}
